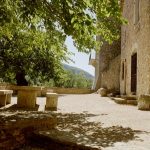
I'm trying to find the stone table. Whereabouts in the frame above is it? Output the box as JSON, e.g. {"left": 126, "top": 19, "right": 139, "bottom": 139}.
{"left": 17, "top": 86, "right": 42, "bottom": 108}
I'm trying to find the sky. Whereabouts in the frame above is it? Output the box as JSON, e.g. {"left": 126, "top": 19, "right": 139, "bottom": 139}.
{"left": 64, "top": 36, "right": 95, "bottom": 76}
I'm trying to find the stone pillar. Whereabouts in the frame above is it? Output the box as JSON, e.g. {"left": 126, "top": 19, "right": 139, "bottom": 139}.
{"left": 46, "top": 93, "right": 58, "bottom": 110}
{"left": 6, "top": 94, "right": 12, "bottom": 104}
{"left": 138, "top": 95, "right": 150, "bottom": 110}
{"left": 17, "top": 90, "right": 37, "bottom": 108}
{"left": 0, "top": 95, "right": 6, "bottom": 106}
{"left": 0, "top": 90, "right": 13, "bottom": 106}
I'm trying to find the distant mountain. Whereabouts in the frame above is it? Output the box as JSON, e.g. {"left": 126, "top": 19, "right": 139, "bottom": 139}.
{"left": 63, "top": 64, "right": 94, "bottom": 80}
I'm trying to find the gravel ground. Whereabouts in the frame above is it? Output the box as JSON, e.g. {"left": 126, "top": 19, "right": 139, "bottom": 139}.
{"left": 4, "top": 94, "right": 150, "bottom": 150}
{"left": 56, "top": 94, "right": 150, "bottom": 150}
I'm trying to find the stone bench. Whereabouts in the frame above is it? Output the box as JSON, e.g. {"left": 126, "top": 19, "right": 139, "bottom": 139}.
{"left": 46, "top": 93, "right": 58, "bottom": 110}
{"left": 138, "top": 95, "right": 150, "bottom": 110}
{"left": 0, "top": 90, "right": 13, "bottom": 106}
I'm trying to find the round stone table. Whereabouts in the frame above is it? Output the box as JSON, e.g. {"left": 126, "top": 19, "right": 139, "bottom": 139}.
{"left": 17, "top": 86, "right": 42, "bottom": 108}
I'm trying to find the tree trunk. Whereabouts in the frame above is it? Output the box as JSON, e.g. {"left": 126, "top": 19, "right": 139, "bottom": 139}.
{"left": 15, "top": 71, "right": 28, "bottom": 86}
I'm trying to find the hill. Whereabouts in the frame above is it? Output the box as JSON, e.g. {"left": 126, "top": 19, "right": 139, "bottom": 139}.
{"left": 63, "top": 64, "right": 94, "bottom": 80}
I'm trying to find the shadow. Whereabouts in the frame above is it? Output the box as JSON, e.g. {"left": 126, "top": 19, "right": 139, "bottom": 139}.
{"left": 22, "top": 112, "right": 144, "bottom": 150}
{"left": 53, "top": 112, "right": 137, "bottom": 148}
{"left": 45, "top": 107, "right": 57, "bottom": 111}
{"left": 0, "top": 106, "right": 147, "bottom": 150}
{"left": 0, "top": 104, "right": 39, "bottom": 112}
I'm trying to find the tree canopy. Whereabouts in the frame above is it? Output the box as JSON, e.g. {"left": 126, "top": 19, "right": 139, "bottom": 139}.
{"left": 0, "top": 0, "right": 125, "bottom": 85}
{"left": 0, "top": 0, "right": 125, "bottom": 52}
{"left": 0, "top": 29, "right": 67, "bottom": 84}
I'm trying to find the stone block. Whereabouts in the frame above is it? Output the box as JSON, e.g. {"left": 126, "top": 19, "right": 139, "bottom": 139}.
{"left": 121, "top": 95, "right": 137, "bottom": 100}
{"left": 0, "top": 95, "right": 6, "bottom": 106}
{"left": 138, "top": 95, "right": 150, "bottom": 110}
{"left": 0, "top": 90, "right": 13, "bottom": 106}
{"left": 126, "top": 100, "right": 137, "bottom": 105}
{"left": 114, "top": 98, "right": 127, "bottom": 104}
{"left": 46, "top": 93, "right": 58, "bottom": 110}
{"left": 17, "top": 90, "right": 37, "bottom": 108}
{"left": 97, "top": 88, "right": 107, "bottom": 97}
{"left": 6, "top": 94, "right": 12, "bottom": 104}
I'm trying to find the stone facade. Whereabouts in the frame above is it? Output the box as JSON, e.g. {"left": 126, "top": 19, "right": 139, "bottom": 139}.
{"left": 120, "top": 0, "right": 150, "bottom": 96}
{"left": 92, "top": 51, "right": 101, "bottom": 90}
{"left": 92, "top": 40, "right": 121, "bottom": 92}
{"left": 101, "top": 55, "right": 120, "bottom": 91}
{"left": 91, "top": 0, "right": 150, "bottom": 97}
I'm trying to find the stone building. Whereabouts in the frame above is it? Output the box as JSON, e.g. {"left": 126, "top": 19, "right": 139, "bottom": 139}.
{"left": 120, "top": 0, "right": 150, "bottom": 96}
{"left": 89, "top": 37, "right": 121, "bottom": 93}
{"left": 90, "top": 0, "right": 150, "bottom": 97}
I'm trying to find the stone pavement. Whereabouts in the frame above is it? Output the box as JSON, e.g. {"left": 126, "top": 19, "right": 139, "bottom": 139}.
{"left": 8, "top": 94, "right": 150, "bottom": 149}
{"left": 57, "top": 94, "right": 150, "bottom": 150}
{"left": 36, "top": 94, "right": 150, "bottom": 150}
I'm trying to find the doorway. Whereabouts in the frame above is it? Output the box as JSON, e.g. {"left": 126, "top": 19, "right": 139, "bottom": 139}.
{"left": 131, "top": 53, "right": 137, "bottom": 94}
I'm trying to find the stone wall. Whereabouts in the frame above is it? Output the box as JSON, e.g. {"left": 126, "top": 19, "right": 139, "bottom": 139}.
{"left": 92, "top": 51, "right": 101, "bottom": 90}
{"left": 93, "top": 39, "right": 121, "bottom": 91}
{"left": 101, "top": 55, "right": 120, "bottom": 91}
{"left": 0, "top": 84, "right": 94, "bottom": 95}
{"left": 0, "top": 111, "right": 56, "bottom": 150}
{"left": 49, "top": 87, "right": 94, "bottom": 94}
{"left": 120, "top": 0, "right": 150, "bottom": 96}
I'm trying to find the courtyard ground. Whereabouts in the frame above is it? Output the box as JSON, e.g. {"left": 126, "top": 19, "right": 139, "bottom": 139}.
{"left": 3, "top": 94, "right": 150, "bottom": 149}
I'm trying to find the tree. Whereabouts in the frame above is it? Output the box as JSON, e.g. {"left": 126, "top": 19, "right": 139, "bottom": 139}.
{"left": 0, "top": 0, "right": 125, "bottom": 85}
{"left": 0, "top": 25, "right": 68, "bottom": 85}
{"left": 0, "top": 0, "right": 125, "bottom": 52}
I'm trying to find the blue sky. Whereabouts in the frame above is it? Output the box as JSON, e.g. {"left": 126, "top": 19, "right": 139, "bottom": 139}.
{"left": 64, "top": 36, "right": 95, "bottom": 76}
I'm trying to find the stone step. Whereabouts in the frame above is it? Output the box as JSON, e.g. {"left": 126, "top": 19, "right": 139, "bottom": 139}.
{"left": 126, "top": 100, "right": 137, "bottom": 106}
{"left": 113, "top": 97, "right": 137, "bottom": 106}
{"left": 113, "top": 98, "right": 127, "bottom": 104}
{"left": 121, "top": 95, "right": 137, "bottom": 100}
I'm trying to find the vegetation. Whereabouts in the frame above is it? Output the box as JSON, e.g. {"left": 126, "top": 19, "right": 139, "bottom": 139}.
{"left": 63, "top": 64, "right": 94, "bottom": 80}
{"left": 42, "top": 70, "right": 93, "bottom": 88}
{"left": 0, "top": 0, "right": 125, "bottom": 86}
{"left": 0, "top": 0, "right": 125, "bottom": 50}
{"left": 65, "top": 71, "right": 93, "bottom": 88}
{"left": 56, "top": 70, "right": 93, "bottom": 88}
{"left": 0, "top": 25, "right": 68, "bottom": 85}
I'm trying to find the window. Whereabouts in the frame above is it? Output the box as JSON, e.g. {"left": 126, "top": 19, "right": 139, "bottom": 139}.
{"left": 134, "top": 0, "right": 140, "bottom": 24}
{"left": 122, "top": 61, "right": 125, "bottom": 80}
{"left": 131, "top": 53, "right": 137, "bottom": 93}
{"left": 122, "top": 59, "right": 126, "bottom": 80}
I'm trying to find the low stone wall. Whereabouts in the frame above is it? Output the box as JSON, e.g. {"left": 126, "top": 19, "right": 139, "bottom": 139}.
{"left": 0, "top": 111, "right": 56, "bottom": 150}
{"left": 42, "top": 87, "right": 94, "bottom": 96}
{"left": 0, "top": 84, "right": 94, "bottom": 96}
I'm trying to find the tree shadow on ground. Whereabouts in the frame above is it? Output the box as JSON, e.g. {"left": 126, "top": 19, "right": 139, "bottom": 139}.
{"left": 0, "top": 104, "right": 39, "bottom": 112}
{"left": 0, "top": 109, "right": 147, "bottom": 150}
{"left": 54, "top": 112, "right": 137, "bottom": 148}
{"left": 25, "top": 112, "right": 145, "bottom": 150}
